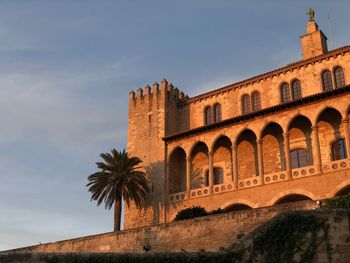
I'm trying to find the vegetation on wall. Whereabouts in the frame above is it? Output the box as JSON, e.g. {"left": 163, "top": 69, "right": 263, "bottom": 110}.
{"left": 320, "top": 194, "right": 350, "bottom": 209}
{"left": 174, "top": 206, "right": 208, "bottom": 221}
{"left": 0, "top": 252, "right": 243, "bottom": 263}
{"left": 173, "top": 206, "right": 227, "bottom": 221}
{"left": 245, "top": 211, "right": 331, "bottom": 263}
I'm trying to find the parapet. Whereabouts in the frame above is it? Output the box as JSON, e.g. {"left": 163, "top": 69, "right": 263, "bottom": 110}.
{"left": 129, "top": 79, "right": 188, "bottom": 106}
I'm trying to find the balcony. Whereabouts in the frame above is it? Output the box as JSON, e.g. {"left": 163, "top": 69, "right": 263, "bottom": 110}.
{"left": 168, "top": 159, "right": 350, "bottom": 202}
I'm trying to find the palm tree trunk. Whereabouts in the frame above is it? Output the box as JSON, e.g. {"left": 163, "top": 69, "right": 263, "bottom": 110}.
{"left": 114, "top": 198, "right": 122, "bottom": 232}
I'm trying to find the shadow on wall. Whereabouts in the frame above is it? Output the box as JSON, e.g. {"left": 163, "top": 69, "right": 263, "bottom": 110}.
{"left": 144, "top": 161, "right": 166, "bottom": 225}
{"left": 191, "top": 168, "right": 206, "bottom": 189}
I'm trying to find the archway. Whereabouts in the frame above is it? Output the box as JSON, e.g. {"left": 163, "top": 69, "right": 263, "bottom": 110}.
{"left": 190, "top": 141, "right": 209, "bottom": 189}
{"left": 224, "top": 203, "right": 252, "bottom": 212}
{"left": 236, "top": 129, "right": 258, "bottom": 179}
{"left": 212, "top": 135, "right": 233, "bottom": 183}
{"left": 288, "top": 115, "right": 313, "bottom": 168}
{"left": 275, "top": 194, "right": 312, "bottom": 205}
{"left": 334, "top": 185, "right": 350, "bottom": 197}
{"left": 317, "top": 108, "right": 345, "bottom": 162}
{"left": 261, "top": 122, "right": 285, "bottom": 174}
{"left": 169, "top": 147, "right": 186, "bottom": 194}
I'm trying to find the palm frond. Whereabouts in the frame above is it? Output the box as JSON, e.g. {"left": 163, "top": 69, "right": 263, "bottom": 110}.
{"left": 87, "top": 148, "right": 150, "bottom": 211}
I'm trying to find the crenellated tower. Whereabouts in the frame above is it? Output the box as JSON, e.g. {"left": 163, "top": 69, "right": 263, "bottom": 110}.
{"left": 125, "top": 79, "right": 188, "bottom": 228}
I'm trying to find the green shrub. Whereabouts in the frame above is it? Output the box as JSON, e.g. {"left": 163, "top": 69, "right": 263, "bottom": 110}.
{"left": 208, "top": 208, "right": 225, "bottom": 215}
{"left": 249, "top": 211, "right": 331, "bottom": 263}
{"left": 174, "top": 206, "right": 208, "bottom": 221}
{"left": 321, "top": 194, "right": 350, "bottom": 209}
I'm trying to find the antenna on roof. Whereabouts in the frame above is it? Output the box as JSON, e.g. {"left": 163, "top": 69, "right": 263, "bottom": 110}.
{"left": 327, "top": 13, "right": 335, "bottom": 50}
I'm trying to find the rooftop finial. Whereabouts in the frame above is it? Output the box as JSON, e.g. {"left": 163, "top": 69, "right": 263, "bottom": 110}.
{"left": 307, "top": 8, "right": 315, "bottom": 22}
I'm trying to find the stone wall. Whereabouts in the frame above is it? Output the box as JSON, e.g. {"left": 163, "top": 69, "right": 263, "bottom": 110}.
{"left": 3, "top": 201, "right": 317, "bottom": 254}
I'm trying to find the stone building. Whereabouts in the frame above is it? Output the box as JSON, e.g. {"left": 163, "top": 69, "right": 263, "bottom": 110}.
{"left": 125, "top": 12, "right": 350, "bottom": 229}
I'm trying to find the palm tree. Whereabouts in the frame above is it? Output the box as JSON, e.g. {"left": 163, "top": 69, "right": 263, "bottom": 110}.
{"left": 87, "top": 149, "right": 149, "bottom": 231}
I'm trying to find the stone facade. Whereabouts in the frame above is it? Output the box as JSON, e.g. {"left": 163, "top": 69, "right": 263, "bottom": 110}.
{"left": 125, "top": 14, "right": 350, "bottom": 229}
{"left": 2, "top": 201, "right": 318, "bottom": 253}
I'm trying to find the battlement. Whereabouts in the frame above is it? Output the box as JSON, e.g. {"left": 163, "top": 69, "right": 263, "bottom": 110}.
{"left": 129, "top": 79, "right": 188, "bottom": 106}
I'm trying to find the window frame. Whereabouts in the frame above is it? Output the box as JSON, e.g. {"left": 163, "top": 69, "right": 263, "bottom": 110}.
{"left": 333, "top": 66, "right": 345, "bottom": 89}
{"left": 213, "top": 103, "right": 222, "bottom": 123}
{"left": 205, "top": 167, "right": 224, "bottom": 186}
{"left": 291, "top": 79, "right": 302, "bottom": 100}
{"left": 280, "top": 82, "right": 291, "bottom": 103}
{"left": 321, "top": 69, "right": 333, "bottom": 92}
{"left": 204, "top": 106, "right": 212, "bottom": 125}
{"left": 331, "top": 138, "right": 347, "bottom": 161}
{"left": 241, "top": 94, "right": 251, "bottom": 114}
{"left": 251, "top": 91, "right": 261, "bottom": 112}
{"left": 290, "top": 148, "right": 310, "bottom": 169}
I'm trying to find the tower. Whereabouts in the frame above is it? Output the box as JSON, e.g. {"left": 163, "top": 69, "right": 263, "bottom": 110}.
{"left": 300, "top": 8, "right": 328, "bottom": 60}
{"left": 125, "top": 79, "right": 187, "bottom": 228}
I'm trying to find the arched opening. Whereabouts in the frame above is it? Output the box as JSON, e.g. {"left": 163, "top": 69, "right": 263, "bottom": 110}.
{"left": 322, "top": 70, "right": 333, "bottom": 91}
{"left": 212, "top": 136, "right": 233, "bottom": 183}
{"left": 288, "top": 115, "right": 313, "bottom": 168}
{"left": 213, "top": 103, "right": 222, "bottom": 123}
{"left": 334, "top": 66, "right": 345, "bottom": 89}
{"left": 291, "top": 79, "right": 302, "bottom": 100}
{"left": 190, "top": 142, "right": 209, "bottom": 189}
{"left": 275, "top": 194, "right": 312, "bottom": 205}
{"left": 236, "top": 129, "right": 258, "bottom": 179}
{"left": 224, "top": 203, "right": 252, "bottom": 212}
{"left": 317, "top": 108, "right": 344, "bottom": 163}
{"left": 280, "top": 82, "right": 290, "bottom": 103}
{"left": 335, "top": 185, "right": 350, "bottom": 197}
{"left": 251, "top": 91, "right": 261, "bottom": 111}
{"left": 261, "top": 122, "right": 285, "bottom": 174}
{"left": 169, "top": 147, "right": 186, "bottom": 194}
{"left": 241, "top": 94, "right": 251, "bottom": 114}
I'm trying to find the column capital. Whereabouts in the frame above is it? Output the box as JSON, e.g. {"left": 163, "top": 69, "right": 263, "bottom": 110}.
{"left": 231, "top": 145, "right": 238, "bottom": 151}
{"left": 311, "top": 125, "right": 319, "bottom": 131}
{"left": 186, "top": 157, "right": 191, "bottom": 162}
{"left": 208, "top": 151, "right": 214, "bottom": 157}
{"left": 283, "top": 132, "right": 290, "bottom": 137}
{"left": 256, "top": 139, "right": 263, "bottom": 144}
{"left": 342, "top": 117, "right": 349, "bottom": 124}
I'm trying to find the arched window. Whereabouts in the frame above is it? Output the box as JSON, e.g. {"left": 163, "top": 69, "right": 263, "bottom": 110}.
{"left": 332, "top": 139, "right": 347, "bottom": 160}
{"left": 242, "top": 94, "right": 251, "bottom": 114}
{"left": 251, "top": 91, "right": 261, "bottom": 111}
{"left": 291, "top": 79, "right": 302, "bottom": 100}
{"left": 334, "top": 66, "right": 345, "bottom": 89}
{"left": 214, "top": 103, "right": 222, "bottom": 123}
{"left": 204, "top": 106, "right": 212, "bottom": 125}
{"left": 280, "top": 83, "right": 290, "bottom": 103}
{"left": 290, "top": 148, "right": 309, "bottom": 169}
{"left": 205, "top": 167, "right": 223, "bottom": 186}
{"left": 322, "top": 70, "right": 333, "bottom": 91}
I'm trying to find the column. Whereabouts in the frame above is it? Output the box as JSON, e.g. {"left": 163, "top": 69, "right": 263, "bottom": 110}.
{"left": 342, "top": 118, "right": 350, "bottom": 159}
{"left": 312, "top": 125, "right": 322, "bottom": 174}
{"left": 232, "top": 145, "right": 239, "bottom": 189}
{"left": 164, "top": 161, "right": 170, "bottom": 202}
{"left": 283, "top": 132, "right": 292, "bottom": 179}
{"left": 257, "top": 139, "right": 264, "bottom": 184}
{"left": 208, "top": 151, "right": 214, "bottom": 194}
{"left": 186, "top": 157, "right": 191, "bottom": 198}
{"left": 163, "top": 160, "right": 169, "bottom": 223}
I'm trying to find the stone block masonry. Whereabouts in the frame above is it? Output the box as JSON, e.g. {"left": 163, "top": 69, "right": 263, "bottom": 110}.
{"left": 2, "top": 200, "right": 317, "bottom": 254}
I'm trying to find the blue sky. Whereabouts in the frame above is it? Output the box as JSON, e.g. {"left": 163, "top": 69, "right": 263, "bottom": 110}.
{"left": 1, "top": 0, "right": 350, "bottom": 250}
